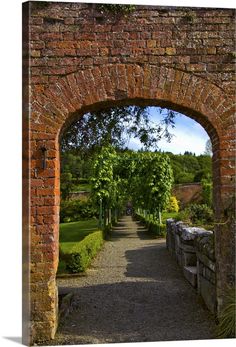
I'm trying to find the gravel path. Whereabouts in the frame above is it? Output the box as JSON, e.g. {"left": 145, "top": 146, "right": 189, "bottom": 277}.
{"left": 54, "top": 216, "right": 216, "bottom": 345}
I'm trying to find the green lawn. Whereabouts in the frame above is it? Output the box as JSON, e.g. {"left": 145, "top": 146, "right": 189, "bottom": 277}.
{"left": 59, "top": 219, "right": 99, "bottom": 253}
{"left": 58, "top": 219, "right": 101, "bottom": 274}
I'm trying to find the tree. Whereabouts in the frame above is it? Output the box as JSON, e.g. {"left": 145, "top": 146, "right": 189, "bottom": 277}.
{"left": 201, "top": 176, "right": 213, "bottom": 207}
{"left": 60, "top": 106, "right": 177, "bottom": 154}
{"left": 61, "top": 172, "right": 74, "bottom": 200}
{"left": 168, "top": 152, "right": 212, "bottom": 184}
{"left": 90, "top": 147, "right": 174, "bottom": 227}
{"left": 90, "top": 146, "right": 118, "bottom": 226}
{"left": 204, "top": 139, "right": 213, "bottom": 156}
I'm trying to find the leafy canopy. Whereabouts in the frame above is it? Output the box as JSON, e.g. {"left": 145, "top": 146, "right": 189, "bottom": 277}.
{"left": 90, "top": 146, "right": 174, "bottom": 214}
{"left": 61, "top": 106, "right": 176, "bottom": 154}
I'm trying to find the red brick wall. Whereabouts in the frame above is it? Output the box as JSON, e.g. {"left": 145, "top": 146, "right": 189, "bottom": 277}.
{"left": 29, "top": 3, "right": 235, "bottom": 95}
{"left": 23, "top": 2, "right": 235, "bottom": 343}
{"left": 172, "top": 183, "right": 203, "bottom": 207}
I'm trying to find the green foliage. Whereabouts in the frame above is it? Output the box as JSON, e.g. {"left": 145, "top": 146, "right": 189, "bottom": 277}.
{"left": 57, "top": 259, "right": 67, "bottom": 274}
{"left": 60, "top": 199, "right": 98, "bottom": 223}
{"left": 168, "top": 153, "right": 212, "bottom": 184}
{"left": 97, "top": 4, "right": 136, "bottom": 14}
{"left": 130, "top": 151, "right": 174, "bottom": 214}
{"left": 74, "top": 183, "right": 91, "bottom": 193}
{"left": 194, "top": 169, "right": 212, "bottom": 182}
{"left": 216, "top": 288, "right": 236, "bottom": 338}
{"left": 189, "top": 204, "right": 213, "bottom": 224}
{"left": 166, "top": 196, "right": 179, "bottom": 213}
{"left": 91, "top": 145, "right": 118, "bottom": 207}
{"left": 78, "top": 178, "right": 89, "bottom": 184}
{"left": 61, "top": 152, "right": 92, "bottom": 179}
{"left": 175, "top": 209, "right": 191, "bottom": 223}
{"left": 61, "top": 231, "right": 104, "bottom": 273}
{"left": 176, "top": 204, "right": 213, "bottom": 225}
{"left": 102, "top": 223, "right": 112, "bottom": 240}
{"left": 148, "top": 221, "right": 166, "bottom": 237}
{"left": 60, "top": 172, "right": 74, "bottom": 200}
{"left": 201, "top": 177, "right": 213, "bottom": 206}
{"left": 135, "top": 213, "right": 166, "bottom": 237}
{"left": 61, "top": 106, "right": 177, "bottom": 153}
{"left": 60, "top": 152, "right": 93, "bottom": 198}
{"left": 90, "top": 147, "right": 174, "bottom": 223}
{"left": 162, "top": 211, "right": 179, "bottom": 221}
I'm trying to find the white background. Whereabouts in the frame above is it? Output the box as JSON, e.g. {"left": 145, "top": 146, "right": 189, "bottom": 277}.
{"left": 0, "top": 0, "right": 234, "bottom": 346}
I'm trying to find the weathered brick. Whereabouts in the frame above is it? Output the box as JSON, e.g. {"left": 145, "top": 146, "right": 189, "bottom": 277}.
{"left": 165, "top": 47, "right": 176, "bottom": 55}
{"left": 31, "top": 50, "right": 41, "bottom": 58}
{"left": 25, "top": 3, "right": 235, "bottom": 345}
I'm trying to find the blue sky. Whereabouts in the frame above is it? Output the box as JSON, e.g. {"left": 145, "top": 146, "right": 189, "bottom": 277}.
{"left": 127, "top": 107, "right": 209, "bottom": 155}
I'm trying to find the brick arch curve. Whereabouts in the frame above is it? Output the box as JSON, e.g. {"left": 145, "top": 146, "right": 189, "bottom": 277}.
{"left": 35, "top": 64, "right": 227, "bottom": 140}
{"left": 29, "top": 63, "right": 235, "bottom": 343}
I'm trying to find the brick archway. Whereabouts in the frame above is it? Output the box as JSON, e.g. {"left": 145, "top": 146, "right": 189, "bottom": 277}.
{"left": 26, "top": 62, "right": 235, "bottom": 343}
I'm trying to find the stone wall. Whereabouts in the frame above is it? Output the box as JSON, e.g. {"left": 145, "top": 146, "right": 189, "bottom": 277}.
{"left": 23, "top": 2, "right": 235, "bottom": 343}
{"left": 166, "top": 219, "right": 216, "bottom": 313}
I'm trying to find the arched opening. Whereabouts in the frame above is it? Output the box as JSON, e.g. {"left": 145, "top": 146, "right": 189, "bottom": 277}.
{"left": 58, "top": 96, "right": 220, "bottom": 213}
{"left": 55, "top": 102, "right": 217, "bottom": 343}
{"left": 28, "top": 64, "right": 235, "bottom": 343}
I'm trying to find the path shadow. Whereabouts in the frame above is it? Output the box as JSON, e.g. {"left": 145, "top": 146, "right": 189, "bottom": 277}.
{"left": 124, "top": 242, "right": 183, "bottom": 281}
{"left": 55, "top": 217, "right": 216, "bottom": 344}
{"left": 56, "top": 281, "right": 216, "bottom": 344}
{"left": 111, "top": 219, "right": 156, "bottom": 241}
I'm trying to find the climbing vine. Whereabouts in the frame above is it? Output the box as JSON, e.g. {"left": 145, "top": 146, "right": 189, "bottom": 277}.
{"left": 128, "top": 152, "right": 174, "bottom": 222}
{"left": 90, "top": 147, "right": 173, "bottom": 228}
{"left": 97, "top": 4, "right": 136, "bottom": 15}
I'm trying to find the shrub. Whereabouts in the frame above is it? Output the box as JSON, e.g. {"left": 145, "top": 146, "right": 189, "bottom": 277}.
{"left": 175, "top": 209, "right": 191, "bottom": 223}
{"left": 201, "top": 178, "right": 213, "bottom": 207}
{"left": 176, "top": 204, "right": 213, "bottom": 225}
{"left": 188, "top": 204, "right": 213, "bottom": 223}
{"left": 134, "top": 213, "right": 166, "bottom": 237}
{"left": 148, "top": 221, "right": 166, "bottom": 237}
{"left": 64, "top": 231, "right": 104, "bottom": 273}
{"left": 60, "top": 199, "right": 98, "bottom": 223}
{"left": 78, "top": 178, "right": 89, "bottom": 184}
{"left": 61, "top": 172, "right": 74, "bottom": 200}
{"left": 166, "top": 196, "right": 179, "bottom": 213}
{"left": 216, "top": 288, "right": 236, "bottom": 338}
{"left": 194, "top": 169, "right": 212, "bottom": 182}
{"left": 176, "top": 172, "right": 195, "bottom": 184}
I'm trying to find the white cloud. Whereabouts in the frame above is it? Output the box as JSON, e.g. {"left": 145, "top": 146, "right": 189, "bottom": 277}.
{"left": 127, "top": 118, "right": 209, "bottom": 155}
{"left": 158, "top": 127, "right": 208, "bottom": 154}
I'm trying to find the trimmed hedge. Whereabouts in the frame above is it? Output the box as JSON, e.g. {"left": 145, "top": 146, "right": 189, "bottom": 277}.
{"left": 135, "top": 213, "right": 166, "bottom": 237}
{"left": 60, "top": 230, "right": 104, "bottom": 273}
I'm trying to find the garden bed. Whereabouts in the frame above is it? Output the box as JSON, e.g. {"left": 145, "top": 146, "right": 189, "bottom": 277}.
{"left": 135, "top": 212, "right": 178, "bottom": 238}
{"left": 57, "top": 219, "right": 104, "bottom": 275}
